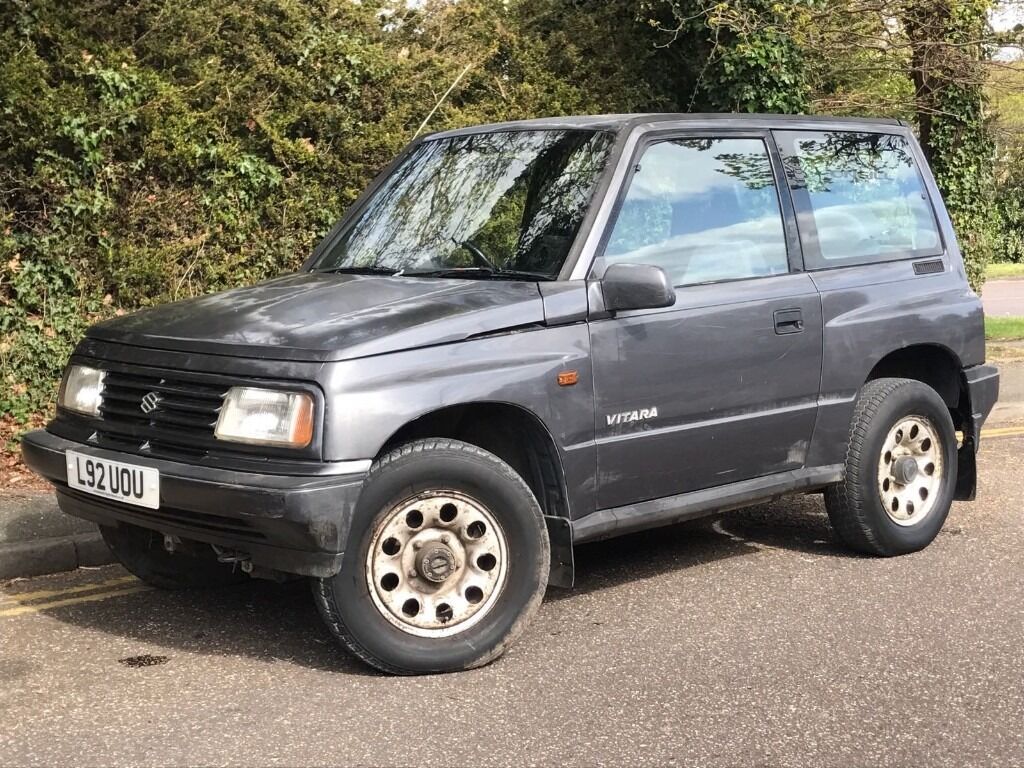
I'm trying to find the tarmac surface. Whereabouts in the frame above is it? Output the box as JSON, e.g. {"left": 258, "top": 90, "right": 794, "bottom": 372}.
{"left": 2, "top": 432, "right": 1023, "bottom": 766}
{"left": 982, "top": 278, "right": 1024, "bottom": 317}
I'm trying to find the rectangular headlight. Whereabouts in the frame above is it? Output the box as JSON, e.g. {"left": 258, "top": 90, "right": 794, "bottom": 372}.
{"left": 214, "top": 387, "right": 314, "bottom": 448}
{"left": 59, "top": 365, "right": 106, "bottom": 416}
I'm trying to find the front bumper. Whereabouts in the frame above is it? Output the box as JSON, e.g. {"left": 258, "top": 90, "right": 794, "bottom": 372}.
{"left": 21, "top": 430, "right": 368, "bottom": 577}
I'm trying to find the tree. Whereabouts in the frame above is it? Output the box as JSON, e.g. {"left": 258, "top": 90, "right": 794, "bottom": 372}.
{"left": 903, "top": 0, "right": 999, "bottom": 288}
{"left": 0, "top": 0, "right": 1010, "bottom": 425}
{"left": 649, "top": 0, "right": 1002, "bottom": 289}
{"left": 653, "top": 0, "right": 812, "bottom": 113}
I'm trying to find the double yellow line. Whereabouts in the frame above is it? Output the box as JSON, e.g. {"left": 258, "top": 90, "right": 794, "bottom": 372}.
{"left": 982, "top": 425, "right": 1024, "bottom": 439}
{"left": 0, "top": 575, "right": 150, "bottom": 618}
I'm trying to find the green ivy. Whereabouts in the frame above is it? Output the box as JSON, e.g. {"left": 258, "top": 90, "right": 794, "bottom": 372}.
{"left": 0, "top": 0, "right": 420, "bottom": 419}
{"left": 914, "top": 0, "right": 1000, "bottom": 291}
{"left": 996, "top": 147, "right": 1024, "bottom": 264}
{"left": 693, "top": 1, "right": 811, "bottom": 113}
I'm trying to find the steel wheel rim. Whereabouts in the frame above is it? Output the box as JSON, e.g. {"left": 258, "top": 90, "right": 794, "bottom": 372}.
{"left": 366, "top": 491, "right": 509, "bottom": 637}
{"left": 877, "top": 415, "right": 944, "bottom": 527}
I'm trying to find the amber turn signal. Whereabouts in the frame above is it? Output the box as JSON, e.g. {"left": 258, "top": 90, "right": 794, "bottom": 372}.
{"left": 290, "top": 395, "right": 315, "bottom": 447}
{"left": 557, "top": 370, "right": 579, "bottom": 386}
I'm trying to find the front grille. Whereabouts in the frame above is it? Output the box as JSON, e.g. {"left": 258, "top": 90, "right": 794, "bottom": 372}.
{"left": 97, "top": 370, "right": 228, "bottom": 458}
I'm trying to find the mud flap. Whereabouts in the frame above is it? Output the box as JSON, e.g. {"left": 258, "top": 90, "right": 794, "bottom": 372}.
{"left": 544, "top": 515, "right": 574, "bottom": 588}
{"left": 955, "top": 436, "right": 977, "bottom": 501}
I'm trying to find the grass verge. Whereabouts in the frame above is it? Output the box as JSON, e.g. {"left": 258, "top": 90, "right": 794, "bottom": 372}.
{"left": 986, "top": 316, "right": 1024, "bottom": 341}
{"left": 986, "top": 262, "right": 1024, "bottom": 280}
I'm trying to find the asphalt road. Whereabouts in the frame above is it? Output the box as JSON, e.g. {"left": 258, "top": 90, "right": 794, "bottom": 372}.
{"left": 982, "top": 279, "right": 1024, "bottom": 317}
{"left": 3, "top": 434, "right": 1023, "bottom": 767}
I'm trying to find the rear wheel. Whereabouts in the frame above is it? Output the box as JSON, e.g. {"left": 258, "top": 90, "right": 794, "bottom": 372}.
{"left": 313, "top": 438, "right": 549, "bottom": 675}
{"left": 825, "top": 377, "right": 957, "bottom": 556}
{"left": 100, "top": 523, "right": 248, "bottom": 589}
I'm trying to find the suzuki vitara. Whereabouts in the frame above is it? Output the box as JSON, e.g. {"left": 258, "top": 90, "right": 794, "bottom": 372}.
{"left": 23, "top": 114, "right": 999, "bottom": 674}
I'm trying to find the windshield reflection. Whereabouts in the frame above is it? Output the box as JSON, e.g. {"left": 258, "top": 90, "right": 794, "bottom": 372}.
{"left": 315, "top": 130, "right": 616, "bottom": 280}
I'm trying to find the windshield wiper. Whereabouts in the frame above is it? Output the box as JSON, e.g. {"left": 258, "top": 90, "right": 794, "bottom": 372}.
{"left": 318, "top": 266, "right": 403, "bottom": 276}
{"left": 403, "top": 267, "right": 554, "bottom": 282}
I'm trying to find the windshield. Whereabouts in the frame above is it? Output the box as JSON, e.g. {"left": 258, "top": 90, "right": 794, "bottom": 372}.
{"left": 313, "top": 129, "right": 616, "bottom": 280}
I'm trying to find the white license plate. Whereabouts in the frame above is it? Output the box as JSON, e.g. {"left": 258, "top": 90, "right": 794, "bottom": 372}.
{"left": 66, "top": 450, "right": 160, "bottom": 509}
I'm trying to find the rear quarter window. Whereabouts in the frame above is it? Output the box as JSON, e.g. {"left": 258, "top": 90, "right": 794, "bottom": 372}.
{"left": 774, "top": 130, "right": 942, "bottom": 269}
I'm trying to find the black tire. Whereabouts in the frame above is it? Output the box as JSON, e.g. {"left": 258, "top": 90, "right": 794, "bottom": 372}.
{"left": 313, "top": 438, "right": 550, "bottom": 675}
{"left": 100, "top": 522, "right": 248, "bottom": 590}
{"left": 824, "top": 377, "right": 957, "bottom": 556}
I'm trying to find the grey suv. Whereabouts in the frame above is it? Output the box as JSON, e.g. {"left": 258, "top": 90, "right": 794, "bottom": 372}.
{"left": 23, "top": 114, "right": 1000, "bottom": 674}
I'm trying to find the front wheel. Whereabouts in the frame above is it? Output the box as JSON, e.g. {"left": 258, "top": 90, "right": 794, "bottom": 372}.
{"left": 313, "top": 439, "right": 550, "bottom": 675}
{"left": 825, "top": 377, "right": 958, "bottom": 556}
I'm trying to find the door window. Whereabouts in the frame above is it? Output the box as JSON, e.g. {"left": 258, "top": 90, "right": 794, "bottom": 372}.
{"left": 774, "top": 130, "right": 942, "bottom": 268}
{"left": 602, "top": 138, "right": 789, "bottom": 286}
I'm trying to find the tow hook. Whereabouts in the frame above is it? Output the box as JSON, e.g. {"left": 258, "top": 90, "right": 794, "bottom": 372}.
{"left": 211, "top": 544, "right": 252, "bottom": 572}
{"left": 207, "top": 544, "right": 291, "bottom": 581}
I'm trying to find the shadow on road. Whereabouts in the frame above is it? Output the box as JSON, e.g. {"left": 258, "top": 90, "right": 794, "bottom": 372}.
{"left": 560, "top": 493, "right": 853, "bottom": 599}
{"left": 42, "top": 494, "right": 853, "bottom": 675}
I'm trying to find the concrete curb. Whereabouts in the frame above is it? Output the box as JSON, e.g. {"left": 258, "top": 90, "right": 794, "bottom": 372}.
{"left": 0, "top": 491, "right": 114, "bottom": 580}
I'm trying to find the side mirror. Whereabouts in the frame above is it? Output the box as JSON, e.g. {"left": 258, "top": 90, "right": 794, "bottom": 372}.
{"left": 600, "top": 263, "right": 676, "bottom": 313}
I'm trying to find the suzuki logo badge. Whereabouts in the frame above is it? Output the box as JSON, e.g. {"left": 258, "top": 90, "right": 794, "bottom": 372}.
{"left": 140, "top": 391, "right": 162, "bottom": 414}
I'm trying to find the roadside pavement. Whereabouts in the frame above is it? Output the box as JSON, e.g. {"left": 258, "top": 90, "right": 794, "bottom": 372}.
{"left": 0, "top": 490, "right": 113, "bottom": 579}
{"left": 987, "top": 340, "right": 1024, "bottom": 424}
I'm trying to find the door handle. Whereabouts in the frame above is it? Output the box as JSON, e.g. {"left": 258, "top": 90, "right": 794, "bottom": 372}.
{"left": 774, "top": 308, "right": 804, "bottom": 335}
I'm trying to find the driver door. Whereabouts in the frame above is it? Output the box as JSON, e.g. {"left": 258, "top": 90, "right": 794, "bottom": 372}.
{"left": 589, "top": 132, "right": 823, "bottom": 510}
